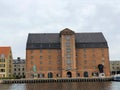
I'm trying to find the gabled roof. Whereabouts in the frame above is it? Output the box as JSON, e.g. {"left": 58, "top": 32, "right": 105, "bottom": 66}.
{"left": 0, "top": 47, "right": 11, "bottom": 57}
{"left": 27, "top": 33, "right": 107, "bottom": 44}
{"left": 60, "top": 28, "right": 75, "bottom": 35}
{"left": 26, "top": 28, "right": 108, "bottom": 49}
{"left": 13, "top": 57, "right": 25, "bottom": 64}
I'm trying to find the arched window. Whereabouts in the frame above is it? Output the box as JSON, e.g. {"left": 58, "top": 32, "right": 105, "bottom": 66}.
{"left": 77, "top": 73, "right": 80, "bottom": 77}
{"left": 84, "top": 71, "right": 89, "bottom": 77}
{"left": 48, "top": 72, "right": 53, "bottom": 78}
{"left": 42, "top": 74, "right": 44, "bottom": 78}
{"left": 56, "top": 74, "right": 61, "bottom": 77}
{"left": 67, "top": 72, "right": 72, "bottom": 78}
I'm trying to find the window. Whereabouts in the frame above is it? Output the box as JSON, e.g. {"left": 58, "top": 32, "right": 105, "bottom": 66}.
{"left": 18, "top": 72, "right": 20, "bottom": 75}
{"left": 31, "top": 56, "right": 34, "bottom": 60}
{"left": 83, "top": 48, "right": 86, "bottom": 53}
{"left": 66, "top": 54, "right": 71, "bottom": 58}
{"left": 84, "top": 60, "right": 87, "bottom": 64}
{"left": 84, "top": 54, "right": 86, "bottom": 58}
{"left": 57, "top": 61, "right": 60, "bottom": 64}
{"left": 112, "top": 63, "right": 114, "bottom": 65}
{"left": 66, "top": 43, "right": 70, "bottom": 47}
{"left": 38, "top": 73, "right": 44, "bottom": 78}
{"left": 40, "top": 56, "right": 42, "bottom": 60}
{"left": 31, "top": 61, "right": 33, "bottom": 65}
{"left": 66, "top": 48, "right": 71, "bottom": 51}
{"left": 40, "top": 49, "right": 42, "bottom": 53}
{"left": 1, "top": 69, "right": 5, "bottom": 72}
{"left": 0, "top": 64, "right": 5, "bottom": 67}
{"left": 22, "top": 68, "right": 24, "bottom": 71}
{"left": 48, "top": 56, "right": 51, "bottom": 59}
{"left": 102, "top": 58, "right": 105, "bottom": 63}
{"left": 40, "top": 61, "right": 42, "bottom": 64}
{"left": 66, "top": 36, "right": 70, "bottom": 40}
{"left": 14, "top": 68, "right": 16, "bottom": 71}
{"left": 66, "top": 49, "right": 71, "bottom": 53}
{"left": 67, "top": 66, "right": 71, "bottom": 70}
{"left": 101, "top": 48, "right": 104, "bottom": 57}
{"left": 57, "top": 56, "right": 61, "bottom": 60}
{"left": 57, "top": 50, "right": 60, "bottom": 53}
{"left": 117, "top": 67, "right": 119, "bottom": 69}
{"left": 31, "top": 50, "right": 33, "bottom": 53}
{"left": 92, "top": 48, "right": 95, "bottom": 53}
{"left": 92, "top": 54, "right": 95, "bottom": 58}
{"left": 84, "top": 66, "right": 87, "bottom": 69}
{"left": 48, "top": 50, "right": 51, "bottom": 53}
{"left": 48, "top": 60, "right": 51, "bottom": 64}
{"left": 92, "top": 60, "right": 96, "bottom": 65}
{"left": 66, "top": 59, "right": 71, "bottom": 64}
{"left": 31, "top": 74, "right": 34, "bottom": 78}
{"left": 77, "top": 73, "right": 80, "bottom": 77}
{"left": 18, "top": 68, "right": 20, "bottom": 71}
{"left": 0, "top": 59, "right": 5, "bottom": 62}
{"left": 56, "top": 74, "right": 61, "bottom": 77}
{"left": 9, "top": 53, "right": 12, "bottom": 59}
{"left": 1, "top": 54, "right": 5, "bottom": 59}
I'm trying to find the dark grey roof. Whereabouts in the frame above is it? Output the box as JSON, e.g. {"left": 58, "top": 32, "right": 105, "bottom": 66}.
{"left": 27, "top": 33, "right": 60, "bottom": 43}
{"left": 26, "top": 32, "right": 108, "bottom": 49}
{"left": 75, "top": 33, "right": 107, "bottom": 43}
{"left": 13, "top": 59, "right": 25, "bottom": 64}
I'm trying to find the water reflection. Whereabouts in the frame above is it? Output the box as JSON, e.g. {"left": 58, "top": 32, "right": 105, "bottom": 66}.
{"left": 0, "top": 84, "right": 12, "bottom": 90}
{"left": 0, "top": 82, "right": 120, "bottom": 90}
{"left": 10, "top": 84, "right": 26, "bottom": 90}
{"left": 25, "top": 82, "right": 112, "bottom": 90}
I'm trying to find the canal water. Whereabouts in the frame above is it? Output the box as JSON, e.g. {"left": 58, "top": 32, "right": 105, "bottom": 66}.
{"left": 0, "top": 82, "right": 120, "bottom": 90}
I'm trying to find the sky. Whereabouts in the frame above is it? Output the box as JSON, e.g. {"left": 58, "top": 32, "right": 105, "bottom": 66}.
{"left": 0, "top": 0, "right": 120, "bottom": 60}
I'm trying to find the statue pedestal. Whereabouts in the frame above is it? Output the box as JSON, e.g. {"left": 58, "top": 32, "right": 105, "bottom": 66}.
{"left": 99, "top": 73, "right": 105, "bottom": 77}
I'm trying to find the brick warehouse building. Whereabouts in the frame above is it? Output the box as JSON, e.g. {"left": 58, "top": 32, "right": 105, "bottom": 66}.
{"left": 26, "top": 28, "right": 110, "bottom": 78}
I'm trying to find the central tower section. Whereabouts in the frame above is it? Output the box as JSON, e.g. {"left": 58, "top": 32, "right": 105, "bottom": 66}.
{"left": 60, "top": 28, "right": 76, "bottom": 77}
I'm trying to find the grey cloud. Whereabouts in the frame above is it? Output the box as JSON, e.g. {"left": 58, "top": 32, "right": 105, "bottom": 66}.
{"left": 0, "top": 0, "right": 120, "bottom": 60}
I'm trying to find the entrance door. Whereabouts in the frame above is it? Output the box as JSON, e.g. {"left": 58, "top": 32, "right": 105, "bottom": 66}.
{"left": 48, "top": 72, "right": 53, "bottom": 78}
{"left": 84, "top": 71, "right": 88, "bottom": 77}
{"left": 67, "top": 72, "right": 72, "bottom": 78}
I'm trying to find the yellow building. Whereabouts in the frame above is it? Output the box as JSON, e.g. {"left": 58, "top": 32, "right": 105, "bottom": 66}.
{"left": 0, "top": 47, "right": 13, "bottom": 78}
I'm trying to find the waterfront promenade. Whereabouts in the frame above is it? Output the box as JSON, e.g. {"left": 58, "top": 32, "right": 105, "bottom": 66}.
{"left": 0, "top": 77, "right": 113, "bottom": 84}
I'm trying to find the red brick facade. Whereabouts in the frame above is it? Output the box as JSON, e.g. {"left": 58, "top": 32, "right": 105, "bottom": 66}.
{"left": 26, "top": 28, "right": 110, "bottom": 78}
